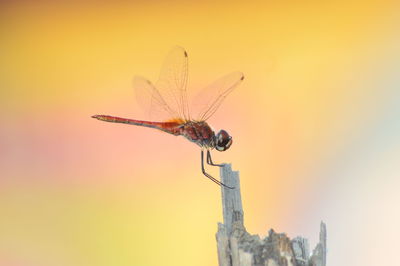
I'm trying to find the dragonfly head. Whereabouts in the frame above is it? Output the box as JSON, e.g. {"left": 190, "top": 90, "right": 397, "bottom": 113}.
{"left": 215, "top": 130, "right": 232, "bottom": 152}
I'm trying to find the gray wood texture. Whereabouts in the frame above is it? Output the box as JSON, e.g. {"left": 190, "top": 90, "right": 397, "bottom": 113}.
{"left": 216, "top": 164, "right": 327, "bottom": 266}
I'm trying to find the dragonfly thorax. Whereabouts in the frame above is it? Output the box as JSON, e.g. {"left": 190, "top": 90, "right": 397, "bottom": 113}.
{"left": 180, "top": 121, "right": 215, "bottom": 148}
{"left": 179, "top": 121, "right": 232, "bottom": 151}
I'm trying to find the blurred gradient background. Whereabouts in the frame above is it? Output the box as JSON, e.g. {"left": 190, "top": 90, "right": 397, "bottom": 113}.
{"left": 1, "top": 1, "right": 399, "bottom": 265}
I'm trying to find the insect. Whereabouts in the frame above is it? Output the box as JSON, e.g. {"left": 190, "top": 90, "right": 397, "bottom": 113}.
{"left": 92, "top": 47, "right": 244, "bottom": 189}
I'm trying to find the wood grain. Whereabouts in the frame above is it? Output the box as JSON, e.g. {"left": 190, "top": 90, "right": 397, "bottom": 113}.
{"left": 216, "top": 164, "right": 327, "bottom": 266}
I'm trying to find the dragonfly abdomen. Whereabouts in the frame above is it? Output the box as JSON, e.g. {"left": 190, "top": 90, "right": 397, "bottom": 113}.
{"left": 91, "top": 115, "right": 182, "bottom": 135}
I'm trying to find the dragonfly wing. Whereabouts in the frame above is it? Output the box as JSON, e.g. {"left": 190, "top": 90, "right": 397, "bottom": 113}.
{"left": 192, "top": 71, "right": 244, "bottom": 121}
{"left": 134, "top": 76, "right": 179, "bottom": 120}
{"left": 155, "top": 46, "right": 190, "bottom": 121}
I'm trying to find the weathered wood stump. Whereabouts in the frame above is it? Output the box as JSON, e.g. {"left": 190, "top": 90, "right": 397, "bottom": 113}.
{"left": 216, "top": 164, "right": 327, "bottom": 266}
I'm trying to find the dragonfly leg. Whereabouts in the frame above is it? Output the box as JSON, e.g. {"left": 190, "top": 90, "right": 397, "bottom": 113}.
{"left": 201, "top": 150, "right": 234, "bottom": 189}
{"left": 207, "top": 150, "right": 224, "bottom": 167}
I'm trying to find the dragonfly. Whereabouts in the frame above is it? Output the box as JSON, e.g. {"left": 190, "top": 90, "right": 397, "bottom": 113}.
{"left": 92, "top": 47, "right": 244, "bottom": 189}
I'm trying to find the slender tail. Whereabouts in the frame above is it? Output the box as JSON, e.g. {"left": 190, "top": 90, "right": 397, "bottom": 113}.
{"left": 91, "top": 115, "right": 182, "bottom": 135}
{"left": 91, "top": 114, "right": 163, "bottom": 128}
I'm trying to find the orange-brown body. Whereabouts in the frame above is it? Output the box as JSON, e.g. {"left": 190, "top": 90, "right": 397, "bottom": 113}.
{"left": 92, "top": 115, "right": 216, "bottom": 148}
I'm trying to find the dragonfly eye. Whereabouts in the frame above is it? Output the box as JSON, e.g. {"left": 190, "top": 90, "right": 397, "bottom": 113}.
{"left": 215, "top": 130, "right": 232, "bottom": 151}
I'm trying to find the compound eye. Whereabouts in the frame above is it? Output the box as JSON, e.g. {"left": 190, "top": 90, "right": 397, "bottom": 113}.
{"left": 216, "top": 130, "right": 232, "bottom": 151}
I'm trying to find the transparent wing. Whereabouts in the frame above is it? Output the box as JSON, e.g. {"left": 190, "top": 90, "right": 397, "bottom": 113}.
{"left": 134, "top": 76, "right": 179, "bottom": 120}
{"left": 134, "top": 46, "right": 189, "bottom": 121}
{"left": 155, "top": 46, "right": 190, "bottom": 121}
{"left": 192, "top": 71, "right": 244, "bottom": 121}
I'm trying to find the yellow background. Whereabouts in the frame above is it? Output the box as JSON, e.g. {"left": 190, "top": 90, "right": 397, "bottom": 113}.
{"left": 1, "top": 1, "right": 399, "bottom": 265}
